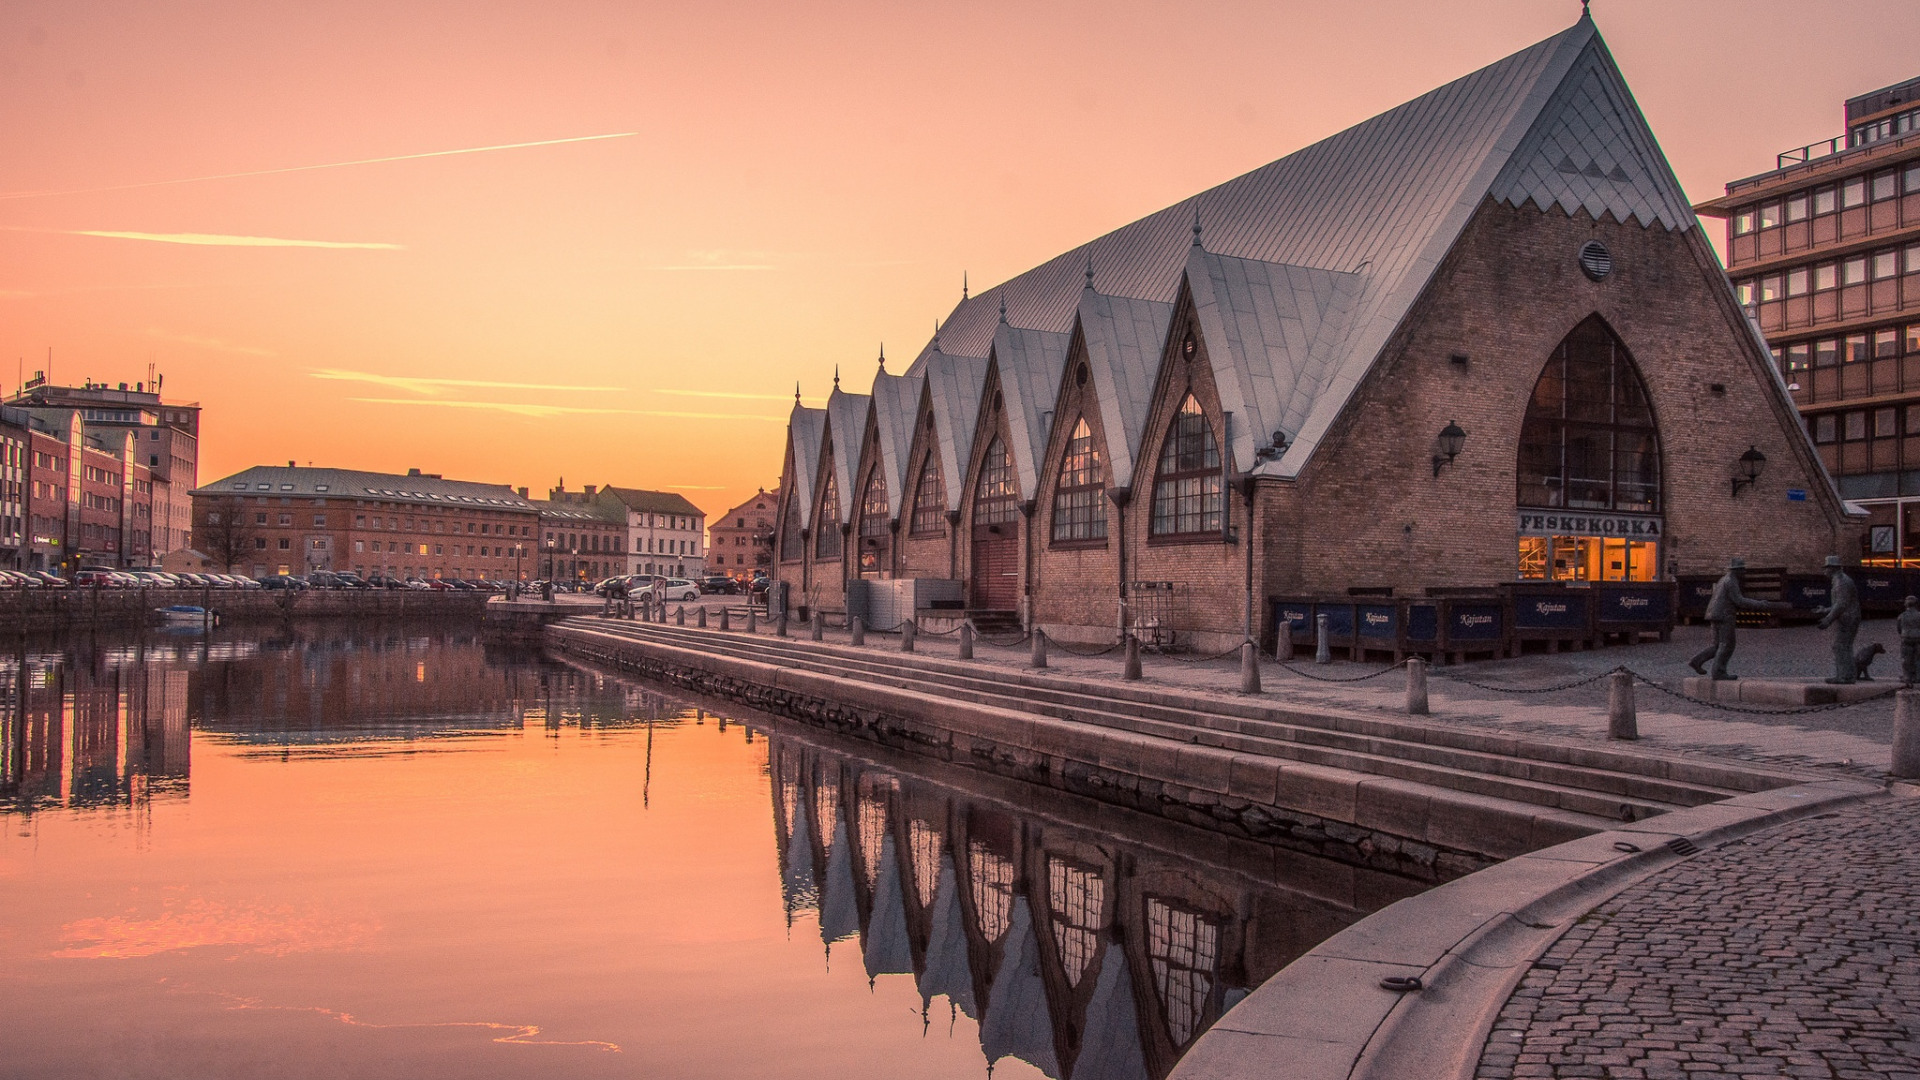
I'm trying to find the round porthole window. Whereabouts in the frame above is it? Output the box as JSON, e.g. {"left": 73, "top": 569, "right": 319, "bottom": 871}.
{"left": 1578, "top": 240, "right": 1612, "bottom": 282}
{"left": 1075, "top": 362, "right": 1089, "bottom": 387}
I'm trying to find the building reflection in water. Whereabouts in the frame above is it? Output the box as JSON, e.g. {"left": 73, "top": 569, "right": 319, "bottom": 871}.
{"left": 766, "top": 734, "right": 1424, "bottom": 1080}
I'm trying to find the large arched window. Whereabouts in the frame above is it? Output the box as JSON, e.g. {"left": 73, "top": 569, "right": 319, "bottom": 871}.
{"left": 1517, "top": 317, "right": 1662, "bottom": 513}
{"left": 974, "top": 438, "right": 1018, "bottom": 525}
{"left": 1150, "top": 396, "right": 1222, "bottom": 536}
{"left": 1051, "top": 417, "right": 1107, "bottom": 542}
{"left": 909, "top": 455, "right": 946, "bottom": 536}
{"left": 858, "top": 471, "right": 889, "bottom": 539}
{"left": 814, "top": 463, "right": 842, "bottom": 559}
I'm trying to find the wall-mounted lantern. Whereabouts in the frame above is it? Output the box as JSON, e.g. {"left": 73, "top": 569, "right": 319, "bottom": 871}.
{"left": 1432, "top": 420, "right": 1467, "bottom": 478}
{"left": 1732, "top": 445, "right": 1767, "bottom": 496}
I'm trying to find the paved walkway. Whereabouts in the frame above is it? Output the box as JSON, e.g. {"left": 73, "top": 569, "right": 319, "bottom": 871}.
{"left": 1475, "top": 793, "right": 1920, "bottom": 1080}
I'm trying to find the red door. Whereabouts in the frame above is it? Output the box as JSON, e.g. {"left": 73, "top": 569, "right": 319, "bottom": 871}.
{"left": 970, "top": 524, "right": 1019, "bottom": 609}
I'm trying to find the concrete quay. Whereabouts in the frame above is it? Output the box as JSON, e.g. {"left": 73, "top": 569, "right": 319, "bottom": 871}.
{"left": 551, "top": 612, "right": 1915, "bottom": 1080}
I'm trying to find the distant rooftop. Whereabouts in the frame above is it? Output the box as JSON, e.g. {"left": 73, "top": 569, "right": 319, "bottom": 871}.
{"left": 194, "top": 465, "right": 536, "bottom": 511}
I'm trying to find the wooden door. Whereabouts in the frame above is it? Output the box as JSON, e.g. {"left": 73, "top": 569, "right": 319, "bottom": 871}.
{"left": 970, "top": 525, "right": 1019, "bottom": 609}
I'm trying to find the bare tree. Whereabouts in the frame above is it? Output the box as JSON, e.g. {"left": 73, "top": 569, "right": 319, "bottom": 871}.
{"left": 198, "top": 496, "right": 261, "bottom": 572}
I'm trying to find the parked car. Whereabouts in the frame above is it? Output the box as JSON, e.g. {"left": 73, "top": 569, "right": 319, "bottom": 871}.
{"left": 72, "top": 570, "right": 121, "bottom": 588}
{"left": 258, "top": 575, "right": 307, "bottom": 590}
{"left": 700, "top": 575, "right": 740, "bottom": 595}
{"left": 31, "top": 572, "right": 68, "bottom": 588}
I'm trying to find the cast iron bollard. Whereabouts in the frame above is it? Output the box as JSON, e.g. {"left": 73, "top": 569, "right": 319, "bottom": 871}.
{"left": 1240, "top": 641, "right": 1261, "bottom": 694}
{"left": 958, "top": 622, "right": 974, "bottom": 660}
{"left": 1124, "top": 633, "right": 1142, "bottom": 680}
{"left": 810, "top": 614, "right": 823, "bottom": 642}
{"left": 720, "top": 608, "right": 732, "bottom": 632}
{"left": 777, "top": 610, "right": 788, "bottom": 637}
{"left": 1276, "top": 623, "right": 1294, "bottom": 662}
{"left": 1031, "top": 628, "right": 1048, "bottom": 669}
{"left": 850, "top": 616, "right": 865, "bottom": 646}
{"left": 697, "top": 607, "right": 708, "bottom": 629}
{"left": 1894, "top": 689, "right": 1920, "bottom": 779}
{"left": 676, "top": 606, "right": 686, "bottom": 626}
{"left": 747, "top": 607, "right": 757, "bottom": 634}
{"left": 901, "top": 619, "right": 916, "bottom": 653}
{"left": 1406, "top": 657, "right": 1429, "bottom": 715}
{"left": 1608, "top": 669, "right": 1637, "bottom": 741}
{"left": 639, "top": 602, "right": 651, "bottom": 623}
{"left": 1315, "top": 613, "right": 1331, "bottom": 665}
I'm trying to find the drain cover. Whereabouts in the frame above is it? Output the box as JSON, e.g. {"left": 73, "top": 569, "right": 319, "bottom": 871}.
{"left": 1666, "top": 837, "right": 1700, "bottom": 856}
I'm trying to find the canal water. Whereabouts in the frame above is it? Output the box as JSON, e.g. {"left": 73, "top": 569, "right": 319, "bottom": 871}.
{"left": 0, "top": 626, "right": 1431, "bottom": 1080}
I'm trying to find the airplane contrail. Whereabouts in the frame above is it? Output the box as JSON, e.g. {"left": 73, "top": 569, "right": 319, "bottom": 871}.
{"left": 0, "top": 132, "right": 639, "bottom": 201}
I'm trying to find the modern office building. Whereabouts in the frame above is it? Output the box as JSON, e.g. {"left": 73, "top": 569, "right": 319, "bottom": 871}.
{"left": 1695, "top": 75, "right": 1920, "bottom": 564}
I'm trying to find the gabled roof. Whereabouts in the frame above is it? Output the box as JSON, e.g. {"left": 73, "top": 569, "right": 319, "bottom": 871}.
{"left": 868, "top": 371, "right": 924, "bottom": 522}
{"left": 823, "top": 387, "right": 871, "bottom": 525}
{"left": 785, "top": 405, "right": 826, "bottom": 526}
{"left": 1186, "top": 246, "right": 1366, "bottom": 472}
{"left": 988, "top": 323, "right": 1071, "bottom": 502}
{"left": 1075, "top": 287, "right": 1174, "bottom": 490}
{"left": 879, "top": 17, "right": 1696, "bottom": 478}
{"left": 598, "top": 486, "right": 705, "bottom": 518}
{"left": 921, "top": 350, "right": 989, "bottom": 512}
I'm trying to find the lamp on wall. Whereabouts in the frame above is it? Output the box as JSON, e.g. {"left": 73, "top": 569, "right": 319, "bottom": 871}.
{"left": 1432, "top": 420, "right": 1467, "bottom": 478}
{"left": 1732, "top": 445, "right": 1767, "bottom": 496}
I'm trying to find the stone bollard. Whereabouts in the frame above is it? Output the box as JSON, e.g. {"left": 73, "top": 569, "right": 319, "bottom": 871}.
{"left": 810, "top": 615, "right": 824, "bottom": 642}
{"left": 1031, "top": 628, "right": 1048, "bottom": 669}
{"left": 1406, "top": 657, "right": 1429, "bottom": 715}
{"left": 1608, "top": 669, "right": 1637, "bottom": 741}
{"left": 697, "top": 607, "right": 708, "bottom": 629}
{"left": 676, "top": 606, "right": 686, "bottom": 626}
{"left": 901, "top": 619, "right": 916, "bottom": 653}
{"left": 1894, "top": 690, "right": 1920, "bottom": 779}
{"left": 1240, "top": 641, "right": 1261, "bottom": 694}
{"left": 720, "top": 608, "right": 732, "bottom": 632}
{"left": 850, "top": 616, "right": 865, "bottom": 646}
{"left": 1276, "top": 623, "right": 1294, "bottom": 662}
{"left": 1124, "top": 633, "right": 1142, "bottom": 680}
{"left": 640, "top": 602, "right": 651, "bottom": 623}
{"left": 777, "top": 610, "right": 788, "bottom": 638}
{"left": 958, "top": 622, "right": 974, "bottom": 660}
{"left": 1315, "top": 614, "right": 1331, "bottom": 665}
{"left": 747, "top": 607, "right": 757, "bottom": 634}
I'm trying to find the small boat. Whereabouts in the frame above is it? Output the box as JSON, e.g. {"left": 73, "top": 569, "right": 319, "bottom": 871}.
{"left": 155, "top": 604, "right": 217, "bottom": 628}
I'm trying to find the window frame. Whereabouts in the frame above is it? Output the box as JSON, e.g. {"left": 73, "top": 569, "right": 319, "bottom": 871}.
{"left": 1050, "top": 416, "right": 1108, "bottom": 546}
{"left": 1149, "top": 395, "right": 1225, "bottom": 540}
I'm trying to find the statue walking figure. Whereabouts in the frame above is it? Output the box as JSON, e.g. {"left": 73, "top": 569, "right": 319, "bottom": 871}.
{"left": 1815, "top": 555, "right": 1862, "bottom": 684}
{"left": 1688, "top": 557, "right": 1788, "bottom": 680}
{"left": 1899, "top": 596, "right": 1920, "bottom": 687}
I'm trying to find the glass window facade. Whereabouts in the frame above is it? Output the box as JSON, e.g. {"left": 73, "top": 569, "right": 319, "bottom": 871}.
{"left": 1516, "top": 318, "right": 1662, "bottom": 514}
{"left": 1051, "top": 417, "right": 1107, "bottom": 542}
{"left": 1150, "top": 397, "right": 1222, "bottom": 536}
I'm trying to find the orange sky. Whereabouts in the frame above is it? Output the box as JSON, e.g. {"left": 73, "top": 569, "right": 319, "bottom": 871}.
{"left": 3, "top": 0, "right": 1917, "bottom": 521}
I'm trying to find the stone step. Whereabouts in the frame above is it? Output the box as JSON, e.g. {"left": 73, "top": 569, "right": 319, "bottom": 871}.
{"left": 579, "top": 619, "right": 1769, "bottom": 820}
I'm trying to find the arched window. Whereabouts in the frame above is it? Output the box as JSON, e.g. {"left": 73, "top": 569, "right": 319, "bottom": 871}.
{"left": 1051, "top": 417, "right": 1107, "bottom": 542}
{"left": 1517, "top": 318, "right": 1661, "bottom": 513}
{"left": 974, "top": 438, "right": 1018, "bottom": 524}
{"left": 858, "top": 471, "right": 889, "bottom": 538}
{"left": 909, "top": 455, "right": 946, "bottom": 536}
{"left": 814, "top": 463, "right": 842, "bottom": 558}
{"left": 1150, "top": 396, "right": 1222, "bottom": 536}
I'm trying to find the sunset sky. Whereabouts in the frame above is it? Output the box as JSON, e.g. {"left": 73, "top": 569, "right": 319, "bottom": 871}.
{"left": 3, "top": 0, "right": 1917, "bottom": 520}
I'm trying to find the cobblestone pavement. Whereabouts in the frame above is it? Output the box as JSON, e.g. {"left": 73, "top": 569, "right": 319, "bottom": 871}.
{"left": 1475, "top": 794, "right": 1920, "bottom": 1080}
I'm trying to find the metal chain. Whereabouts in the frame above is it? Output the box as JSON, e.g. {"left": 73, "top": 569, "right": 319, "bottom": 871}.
{"left": 1433, "top": 666, "right": 1622, "bottom": 694}
{"left": 1047, "top": 637, "right": 1125, "bottom": 657}
{"left": 974, "top": 630, "right": 1033, "bottom": 647}
{"left": 1277, "top": 659, "right": 1408, "bottom": 683}
{"left": 1627, "top": 670, "right": 1900, "bottom": 715}
{"left": 1159, "top": 643, "right": 1248, "bottom": 664}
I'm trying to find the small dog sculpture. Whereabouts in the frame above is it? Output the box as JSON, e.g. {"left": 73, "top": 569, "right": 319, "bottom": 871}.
{"left": 1855, "top": 641, "right": 1886, "bottom": 680}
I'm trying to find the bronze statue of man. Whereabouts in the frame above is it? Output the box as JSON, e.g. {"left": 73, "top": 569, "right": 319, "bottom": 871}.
{"left": 1816, "top": 555, "right": 1862, "bottom": 684}
{"left": 1688, "top": 557, "right": 1788, "bottom": 680}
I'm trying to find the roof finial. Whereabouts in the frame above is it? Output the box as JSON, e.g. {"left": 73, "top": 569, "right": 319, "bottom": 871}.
{"left": 795, "top": 381, "right": 801, "bottom": 404}
{"left": 998, "top": 295, "right": 1007, "bottom": 324}
{"left": 1192, "top": 204, "right": 1203, "bottom": 247}
{"left": 932, "top": 318, "right": 940, "bottom": 349}
{"left": 962, "top": 271, "right": 969, "bottom": 300}
{"left": 833, "top": 365, "right": 840, "bottom": 389}
{"left": 1084, "top": 251, "right": 1095, "bottom": 290}
{"left": 877, "top": 343, "right": 886, "bottom": 374}
{"left": 1580, "top": 0, "right": 1590, "bottom": 17}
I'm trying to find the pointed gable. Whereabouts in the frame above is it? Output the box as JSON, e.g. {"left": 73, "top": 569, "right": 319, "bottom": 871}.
{"left": 868, "top": 371, "right": 924, "bottom": 522}
{"left": 822, "top": 388, "right": 871, "bottom": 527}
{"left": 1490, "top": 35, "right": 1697, "bottom": 231}
{"left": 1185, "top": 246, "right": 1366, "bottom": 470}
{"left": 989, "top": 323, "right": 1072, "bottom": 501}
{"left": 922, "top": 350, "right": 989, "bottom": 512}
{"left": 784, "top": 405, "right": 826, "bottom": 529}
{"left": 1077, "top": 288, "right": 1175, "bottom": 490}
